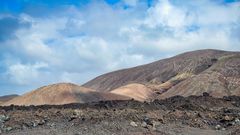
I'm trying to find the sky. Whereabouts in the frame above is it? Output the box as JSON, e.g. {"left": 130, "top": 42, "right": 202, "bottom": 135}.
{"left": 0, "top": 0, "right": 239, "bottom": 96}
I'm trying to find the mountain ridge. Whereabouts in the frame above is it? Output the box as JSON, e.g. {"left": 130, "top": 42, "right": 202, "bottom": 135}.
{"left": 83, "top": 49, "right": 240, "bottom": 98}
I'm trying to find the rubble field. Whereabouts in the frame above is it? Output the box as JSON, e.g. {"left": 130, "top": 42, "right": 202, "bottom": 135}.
{"left": 1, "top": 94, "right": 240, "bottom": 135}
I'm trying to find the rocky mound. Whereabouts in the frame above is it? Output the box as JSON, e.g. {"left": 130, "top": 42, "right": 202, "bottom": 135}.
{"left": 110, "top": 83, "right": 158, "bottom": 102}
{"left": 2, "top": 83, "right": 129, "bottom": 106}
{"left": 0, "top": 95, "right": 18, "bottom": 105}
{"left": 83, "top": 49, "right": 240, "bottom": 99}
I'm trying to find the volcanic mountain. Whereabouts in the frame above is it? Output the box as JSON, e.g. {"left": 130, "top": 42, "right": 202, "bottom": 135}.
{"left": 2, "top": 83, "right": 130, "bottom": 106}
{"left": 84, "top": 49, "right": 240, "bottom": 99}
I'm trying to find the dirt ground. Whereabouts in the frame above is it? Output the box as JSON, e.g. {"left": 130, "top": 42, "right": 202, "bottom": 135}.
{"left": 1, "top": 94, "right": 240, "bottom": 135}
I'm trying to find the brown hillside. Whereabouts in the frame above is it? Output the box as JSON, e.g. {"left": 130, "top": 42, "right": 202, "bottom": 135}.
{"left": 110, "top": 83, "right": 158, "bottom": 102}
{"left": 159, "top": 54, "right": 240, "bottom": 99}
{"left": 2, "top": 83, "right": 130, "bottom": 106}
{"left": 84, "top": 49, "right": 240, "bottom": 98}
{"left": 0, "top": 94, "right": 19, "bottom": 105}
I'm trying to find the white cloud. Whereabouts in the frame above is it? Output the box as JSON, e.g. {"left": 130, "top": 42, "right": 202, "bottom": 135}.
{"left": 121, "top": 0, "right": 240, "bottom": 55}
{"left": 145, "top": 0, "right": 188, "bottom": 28}
{"left": 7, "top": 62, "right": 48, "bottom": 85}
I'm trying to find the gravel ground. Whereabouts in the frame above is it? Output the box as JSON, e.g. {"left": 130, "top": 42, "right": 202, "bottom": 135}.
{"left": 1, "top": 95, "right": 240, "bottom": 135}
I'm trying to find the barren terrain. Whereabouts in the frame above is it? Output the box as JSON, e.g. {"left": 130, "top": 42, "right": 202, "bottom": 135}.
{"left": 1, "top": 49, "right": 240, "bottom": 135}
{"left": 1, "top": 94, "right": 240, "bottom": 135}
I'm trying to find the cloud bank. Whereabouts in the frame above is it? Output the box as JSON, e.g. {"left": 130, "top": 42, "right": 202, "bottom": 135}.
{"left": 0, "top": 0, "right": 239, "bottom": 95}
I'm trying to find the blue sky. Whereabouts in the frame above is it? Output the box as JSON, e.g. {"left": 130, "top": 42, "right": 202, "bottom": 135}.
{"left": 0, "top": 0, "right": 240, "bottom": 96}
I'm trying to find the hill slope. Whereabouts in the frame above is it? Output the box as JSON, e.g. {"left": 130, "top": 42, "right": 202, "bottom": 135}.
{"left": 84, "top": 49, "right": 240, "bottom": 98}
{"left": 0, "top": 94, "right": 19, "bottom": 105}
{"left": 110, "top": 83, "right": 158, "bottom": 101}
{"left": 3, "top": 83, "right": 130, "bottom": 106}
{"left": 159, "top": 54, "right": 240, "bottom": 98}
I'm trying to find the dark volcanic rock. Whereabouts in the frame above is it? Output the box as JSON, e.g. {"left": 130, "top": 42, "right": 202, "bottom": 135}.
{"left": 0, "top": 96, "right": 240, "bottom": 135}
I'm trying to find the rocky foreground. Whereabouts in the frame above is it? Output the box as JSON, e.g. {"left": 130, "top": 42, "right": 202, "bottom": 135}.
{"left": 1, "top": 94, "right": 240, "bottom": 135}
